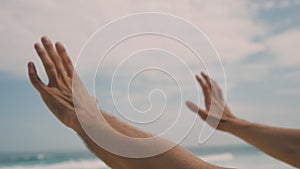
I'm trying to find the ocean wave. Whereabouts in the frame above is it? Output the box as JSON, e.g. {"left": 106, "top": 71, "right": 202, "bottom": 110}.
{"left": 0, "top": 159, "right": 108, "bottom": 169}
{"left": 200, "top": 153, "right": 234, "bottom": 163}
{"left": 0, "top": 153, "right": 234, "bottom": 169}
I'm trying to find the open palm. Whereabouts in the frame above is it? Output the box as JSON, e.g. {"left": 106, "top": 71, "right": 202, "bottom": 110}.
{"left": 186, "top": 72, "right": 236, "bottom": 131}
{"left": 28, "top": 36, "right": 96, "bottom": 131}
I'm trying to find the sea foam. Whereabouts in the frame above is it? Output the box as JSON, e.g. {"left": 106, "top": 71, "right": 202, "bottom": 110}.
{"left": 0, "top": 159, "right": 107, "bottom": 169}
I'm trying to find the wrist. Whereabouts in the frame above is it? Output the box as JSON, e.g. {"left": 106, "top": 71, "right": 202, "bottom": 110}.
{"left": 73, "top": 110, "right": 116, "bottom": 137}
{"left": 221, "top": 117, "right": 250, "bottom": 134}
{"left": 72, "top": 119, "right": 86, "bottom": 136}
{"left": 71, "top": 110, "right": 103, "bottom": 136}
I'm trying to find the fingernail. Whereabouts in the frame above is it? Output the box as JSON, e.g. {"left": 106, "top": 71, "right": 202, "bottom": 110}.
{"left": 28, "top": 62, "right": 34, "bottom": 73}
{"left": 34, "top": 43, "right": 43, "bottom": 53}
{"left": 56, "top": 41, "right": 63, "bottom": 48}
{"left": 28, "top": 62, "right": 33, "bottom": 68}
{"left": 42, "top": 36, "right": 50, "bottom": 43}
{"left": 34, "top": 43, "right": 41, "bottom": 49}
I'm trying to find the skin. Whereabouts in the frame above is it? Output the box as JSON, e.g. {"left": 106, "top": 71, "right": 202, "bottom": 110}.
{"left": 186, "top": 73, "right": 300, "bottom": 168}
{"left": 28, "top": 36, "right": 230, "bottom": 169}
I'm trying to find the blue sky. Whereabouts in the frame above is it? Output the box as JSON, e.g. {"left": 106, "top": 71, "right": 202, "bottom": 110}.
{"left": 1, "top": 0, "right": 300, "bottom": 152}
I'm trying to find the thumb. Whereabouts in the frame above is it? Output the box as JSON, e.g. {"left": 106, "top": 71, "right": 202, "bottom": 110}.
{"left": 185, "top": 101, "right": 207, "bottom": 119}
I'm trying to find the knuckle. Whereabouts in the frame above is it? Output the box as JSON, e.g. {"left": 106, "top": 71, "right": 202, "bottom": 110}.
{"left": 29, "top": 71, "right": 35, "bottom": 76}
{"left": 32, "top": 75, "right": 38, "bottom": 81}
{"left": 66, "top": 58, "right": 72, "bottom": 64}
{"left": 29, "top": 73, "right": 38, "bottom": 82}
{"left": 44, "top": 41, "right": 51, "bottom": 47}
{"left": 38, "top": 49, "right": 46, "bottom": 56}
{"left": 62, "top": 71, "right": 69, "bottom": 78}
{"left": 48, "top": 62, "right": 55, "bottom": 70}
{"left": 30, "top": 77, "right": 38, "bottom": 83}
{"left": 60, "top": 47, "right": 66, "bottom": 53}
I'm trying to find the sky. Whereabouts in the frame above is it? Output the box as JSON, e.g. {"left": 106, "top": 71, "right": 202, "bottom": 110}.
{"left": 0, "top": 0, "right": 300, "bottom": 152}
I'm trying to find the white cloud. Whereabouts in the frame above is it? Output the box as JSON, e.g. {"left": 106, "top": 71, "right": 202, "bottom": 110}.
{"left": 277, "top": 88, "right": 300, "bottom": 96}
{"left": 266, "top": 29, "right": 300, "bottom": 67}
{"left": 2, "top": 0, "right": 300, "bottom": 148}
{"left": 225, "top": 62, "right": 272, "bottom": 90}
{"left": 0, "top": 0, "right": 265, "bottom": 79}
{"left": 278, "top": 0, "right": 291, "bottom": 8}
{"left": 250, "top": 0, "right": 299, "bottom": 10}
{"left": 264, "top": 1, "right": 275, "bottom": 9}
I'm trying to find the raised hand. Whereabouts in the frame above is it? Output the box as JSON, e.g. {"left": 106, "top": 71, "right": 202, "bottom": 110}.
{"left": 28, "top": 36, "right": 95, "bottom": 131}
{"left": 27, "top": 37, "right": 234, "bottom": 169}
{"left": 186, "top": 72, "right": 237, "bottom": 131}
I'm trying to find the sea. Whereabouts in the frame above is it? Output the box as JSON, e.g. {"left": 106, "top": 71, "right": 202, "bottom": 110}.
{"left": 0, "top": 145, "right": 296, "bottom": 169}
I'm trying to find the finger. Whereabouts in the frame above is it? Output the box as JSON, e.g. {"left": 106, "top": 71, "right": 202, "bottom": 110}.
{"left": 55, "top": 42, "right": 74, "bottom": 78}
{"left": 34, "top": 43, "right": 58, "bottom": 86}
{"left": 185, "top": 101, "right": 207, "bottom": 120}
{"left": 209, "top": 80, "right": 219, "bottom": 99}
{"left": 41, "top": 36, "right": 66, "bottom": 78}
{"left": 211, "top": 80, "right": 224, "bottom": 99}
{"left": 196, "top": 75, "right": 211, "bottom": 110}
{"left": 196, "top": 75, "right": 205, "bottom": 88}
{"left": 28, "top": 62, "right": 46, "bottom": 92}
{"left": 201, "top": 72, "right": 212, "bottom": 89}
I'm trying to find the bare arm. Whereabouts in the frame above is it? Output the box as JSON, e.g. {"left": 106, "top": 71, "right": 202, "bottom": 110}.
{"left": 186, "top": 72, "right": 300, "bottom": 168}
{"left": 28, "top": 36, "right": 229, "bottom": 169}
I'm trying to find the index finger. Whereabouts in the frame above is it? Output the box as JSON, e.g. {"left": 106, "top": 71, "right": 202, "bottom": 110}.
{"left": 201, "top": 72, "right": 212, "bottom": 89}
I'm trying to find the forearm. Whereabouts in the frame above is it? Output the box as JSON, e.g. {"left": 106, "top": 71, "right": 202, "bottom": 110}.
{"left": 226, "top": 118, "right": 300, "bottom": 167}
{"left": 29, "top": 38, "right": 230, "bottom": 169}
{"left": 75, "top": 110, "right": 227, "bottom": 169}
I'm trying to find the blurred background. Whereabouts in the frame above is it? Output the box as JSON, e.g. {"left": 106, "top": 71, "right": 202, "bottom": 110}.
{"left": 0, "top": 0, "right": 299, "bottom": 168}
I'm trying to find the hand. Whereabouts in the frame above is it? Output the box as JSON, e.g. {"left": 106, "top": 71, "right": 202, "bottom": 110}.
{"left": 28, "top": 36, "right": 96, "bottom": 131}
{"left": 186, "top": 72, "right": 237, "bottom": 131}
